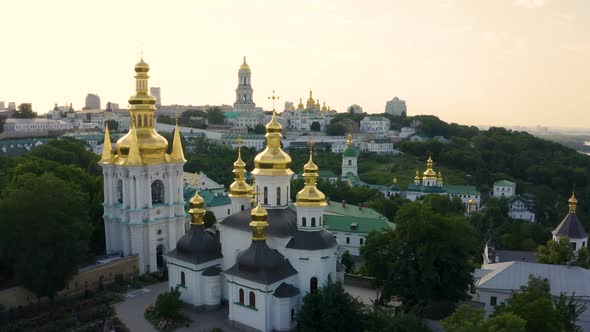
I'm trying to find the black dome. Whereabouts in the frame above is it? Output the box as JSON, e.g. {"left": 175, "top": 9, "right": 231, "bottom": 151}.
{"left": 177, "top": 224, "right": 220, "bottom": 255}
{"left": 237, "top": 240, "right": 287, "bottom": 271}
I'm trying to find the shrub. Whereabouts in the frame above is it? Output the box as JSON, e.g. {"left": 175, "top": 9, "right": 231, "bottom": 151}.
{"left": 155, "top": 288, "right": 183, "bottom": 318}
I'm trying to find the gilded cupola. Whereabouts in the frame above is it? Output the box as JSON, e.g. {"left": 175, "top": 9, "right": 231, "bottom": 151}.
{"left": 252, "top": 111, "right": 293, "bottom": 176}
{"left": 239, "top": 56, "right": 250, "bottom": 71}
{"left": 569, "top": 191, "right": 578, "bottom": 214}
{"left": 229, "top": 137, "right": 252, "bottom": 198}
{"left": 423, "top": 156, "right": 437, "bottom": 179}
{"left": 188, "top": 184, "right": 205, "bottom": 225}
{"left": 297, "top": 98, "right": 304, "bottom": 110}
{"left": 115, "top": 57, "right": 169, "bottom": 165}
{"left": 295, "top": 143, "right": 327, "bottom": 207}
{"left": 306, "top": 90, "right": 316, "bottom": 108}
{"left": 250, "top": 203, "right": 269, "bottom": 240}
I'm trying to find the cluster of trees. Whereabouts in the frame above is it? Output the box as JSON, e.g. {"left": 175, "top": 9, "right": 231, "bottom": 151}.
{"left": 537, "top": 237, "right": 590, "bottom": 268}
{"left": 297, "top": 281, "right": 430, "bottom": 332}
{"left": 157, "top": 107, "right": 225, "bottom": 128}
{"left": 0, "top": 115, "right": 5, "bottom": 133}
{"left": 0, "top": 138, "right": 103, "bottom": 301}
{"left": 442, "top": 276, "right": 586, "bottom": 332}
{"left": 13, "top": 103, "right": 37, "bottom": 118}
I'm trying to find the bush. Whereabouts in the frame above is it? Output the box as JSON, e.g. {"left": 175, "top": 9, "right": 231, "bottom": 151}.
{"left": 155, "top": 288, "right": 183, "bottom": 318}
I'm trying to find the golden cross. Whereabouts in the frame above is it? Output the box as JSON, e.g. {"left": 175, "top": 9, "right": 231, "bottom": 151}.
{"left": 252, "top": 189, "right": 262, "bottom": 205}
{"left": 236, "top": 135, "right": 243, "bottom": 147}
{"left": 268, "top": 90, "right": 280, "bottom": 111}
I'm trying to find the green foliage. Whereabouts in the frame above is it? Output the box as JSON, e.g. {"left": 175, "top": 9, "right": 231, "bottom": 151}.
{"left": 442, "top": 304, "right": 527, "bottom": 332}
{"left": 155, "top": 288, "right": 183, "bottom": 318}
{"left": 484, "top": 312, "right": 526, "bottom": 332}
{"left": 105, "top": 119, "right": 119, "bottom": 131}
{"left": 363, "top": 308, "right": 431, "bottom": 332}
{"left": 160, "top": 130, "right": 188, "bottom": 155}
{"left": 204, "top": 211, "right": 217, "bottom": 229}
{"left": 340, "top": 251, "right": 355, "bottom": 273}
{"left": 206, "top": 107, "right": 225, "bottom": 125}
{"left": 0, "top": 173, "right": 92, "bottom": 300}
{"left": 325, "top": 123, "right": 346, "bottom": 136}
{"left": 369, "top": 196, "right": 408, "bottom": 221}
{"left": 537, "top": 237, "right": 574, "bottom": 265}
{"left": 13, "top": 103, "right": 37, "bottom": 118}
{"left": 297, "top": 281, "right": 366, "bottom": 332}
{"left": 310, "top": 121, "right": 321, "bottom": 131}
{"left": 362, "top": 199, "right": 478, "bottom": 307}
{"left": 252, "top": 124, "right": 265, "bottom": 134}
{"left": 574, "top": 246, "right": 590, "bottom": 268}
{"left": 0, "top": 115, "right": 6, "bottom": 133}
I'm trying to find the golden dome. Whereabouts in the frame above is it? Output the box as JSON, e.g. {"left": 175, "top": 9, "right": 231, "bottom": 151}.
{"left": 569, "top": 191, "right": 578, "bottom": 213}
{"left": 135, "top": 58, "right": 149, "bottom": 73}
{"left": 296, "top": 147, "right": 327, "bottom": 207}
{"left": 393, "top": 177, "right": 398, "bottom": 184}
{"left": 414, "top": 169, "right": 420, "bottom": 181}
{"left": 250, "top": 203, "right": 269, "bottom": 240}
{"left": 252, "top": 111, "right": 293, "bottom": 176}
{"left": 321, "top": 102, "right": 327, "bottom": 111}
{"left": 423, "top": 156, "right": 437, "bottom": 178}
{"left": 306, "top": 90, "right": 315, "bottom": 108}
{"left": 297, "top": 98, "right": 304, "bottom": 109}
{"left": 468, "top": 198, "right": 476, "bottom": 205}
{"left": 347, "top": 133, "right": 353, "bottom": 148}
{"left": 189, "top": 184, "right": 206, "bottom": 225}
{"left": 229, "top": 146, "right": 252, "bottom": 198}
{"left": 239, "top": 56, "right": 250, "bottom": 71}
{"left": 315, "top": 99, "right": 320, "bottom": 107}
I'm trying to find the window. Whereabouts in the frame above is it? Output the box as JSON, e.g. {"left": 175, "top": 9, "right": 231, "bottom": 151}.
{"left": 180, "top": 272, "right": 185, "bottom": 287}
{"left": 117, "top": 179, "right": 123, "bottom": 204}
{"left": 360, "top": 238, "right": 364, "bottom": 246}
{"left": 277, "top": 187, "right": 281, "bottom": 205}
{"left": 490, "top": 296, "right": 497, "bottom": 306}
{"left": 228, "top": 209, "right": 230, "bottom": 215}
{"left": 311, "top": 217, "right": 316, "bottom": 227}
{"left": 572, "top": 242, "right": 577, "bottom": 251}
{"left": 151, "top": 180, "right": 165, "bottom": 204}
{"left": 291, "top": 309, "right": 295, "bottom": 321}
{"left": 249, "top": 291, "right": 256, "bottom": 308}
{"left": 346, "top": 237, "right": 350, "bottom": 244}
{"left": 302, "top": 217, "right": 307, "bottom": 227}
{"left": 328, "top": 273, "right": 332, "bottom": 283}
{"left": 241, "top": 204, "right": 245, "bottom": 211}
{"left": 348, "top": 160, "right": 352, "bottom": 166}
{"left": 310, "top": 277, "right": 318, "bottom": 293}
{"left": 584, "top": 242, "right": 586, "bottom": 248}
{"left": 239, "top": 289, "right": 244, "bottom": 304}
{"left": 263, "top": 187, "right": 268, "bottom": 205}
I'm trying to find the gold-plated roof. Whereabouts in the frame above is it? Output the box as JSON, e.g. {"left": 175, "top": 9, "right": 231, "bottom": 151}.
{"left": 114, "top": 57, "right": 170, "bottom": 166}
{"left": 125, "top": 125, "right": 143, "bottom": 166}
{"left": 252, "top": 111, "right": 293, "bottom": 176}
{"left": 250, "top": 203, "right": 269, "bottom": 240}
{"left": 169, "top": 121, "right": 186, "bottom": 162}
{"left": 239, "top": 56, "right": 250, "bottom": 71}
{"left": 229, "top": 140, "right": 252, "bottom": 198}
{"left": 347, "top": 133, "right": 353, "bottom": 148}
{"left": 414, "top": 169, "right": 420, "bottom": 181}
{"left": 296, "top": 143, "right": 327, "bottom": 207}
{"left": 100, "top": 123, "right": 113, "bottom": 164}
{"left": 306, "top": 90, "right": 315, "bottom": 108}
{"left": 297, "top": 98, "right": 304, "bottom": 109}
{"left": 393, "top": 177, "right": 398, "bottom": 184}
{"left": 468, "top": 198, "right": 476, "bottom": 205}
{"left": 321, "top": 102, "right": 327, "bottom": 111}
{"left": 423, "top": 156, "right": 437, "bottom": 178}
{"left": 315, "top": 99, "right": 320, "bottom": 107}
{"left": 569, "top": 191, "right": 578, "bottom": 213}
{"left": 189, "top": 178, "right": 205, "bottom": 225}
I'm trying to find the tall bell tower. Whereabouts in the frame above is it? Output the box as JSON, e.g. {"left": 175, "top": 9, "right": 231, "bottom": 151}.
{"left": 233, "top": 56, "right": 256, "bottom": 112}
{"left": 99, "top": 57, "right": 187, "bottom": 274}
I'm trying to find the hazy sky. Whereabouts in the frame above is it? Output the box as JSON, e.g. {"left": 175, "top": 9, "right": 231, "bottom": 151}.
{"left": 1, "top": 0, "right": 589, "bottom": 127}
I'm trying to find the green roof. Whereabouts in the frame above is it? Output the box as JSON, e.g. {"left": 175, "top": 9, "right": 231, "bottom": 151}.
{"left": 343, "top": 147, "right": 359, "bottom": 157}
{"left": 221, "top": 133, "right": 265, "bottom": 140}
{"left": 365, "top": 116, "right": 388, "bottom": 122}
{"left": 325, "top": 201, "right": 386, "bottom": 219}
{"left": 224, "top": 111, "right": 239, "bottom": 119}
{"left": 493, "top": 180, "right": 515, "bottom": 187}
{"left": 324, "top": 215, "right": 395, "bottom": 234}
{"left": 444, "top": 185, "right": 479, "bottom": 195}
{"left": 407, "top": 184, "right": 446, "bottom": 193}
{"left": 198, "top": 190, "right": 231, "bottom": 207}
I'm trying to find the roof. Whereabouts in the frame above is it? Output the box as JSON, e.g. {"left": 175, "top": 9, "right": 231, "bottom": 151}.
{"left": 508, "top": 195, "right": 530, "bottom": 205}
{"left": 223, "top": 111, "right": 239, "bottom": 119}
{"left": 342, "top": 146, "right": 359, "bottom": 157}
{"left": 362, "top": 116, "right": 388, "bottom": 122}
{"left": 325, "top": 201, "right": 386, "bottom": 219}
{"left": 286, "top": 229, "right": 338, "bottom": 250}
{"left": 324, "top": 215, "right": 395, "bottom": 234}
{"left": 553, "top": 213, "right": 588, "bottom": 239}
{"left": 220, "top": 207, "right": 298, "bottom": 238}
{"left": 199, "top": 190, "right": 231, "bottom": 207}
{"left": 493, "top": 250, "right": 538, "bottom": 263}
{"left": 476, "top": 261, "right": 590, "bottom": 298}
{"left": 297, "top": 169, "right": 338, "bottom": 179}
{"left": 202, "top": 266, "right": 222, "bottom": 276}
{"left": 273, "top": 282, "right": 300, "bottom": 298}
{"left": 407, "top": 184, "right": 447, "bottom": 194}
{"left": 444, "top": 185, "right": 479, "bottom": 196}
{"left": 494, "top": 180, "right": 516, "bottom": 187}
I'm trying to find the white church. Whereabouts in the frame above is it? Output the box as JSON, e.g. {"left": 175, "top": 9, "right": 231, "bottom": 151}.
{"left": 100, "top": 58, "right": 344, "bottom": 332}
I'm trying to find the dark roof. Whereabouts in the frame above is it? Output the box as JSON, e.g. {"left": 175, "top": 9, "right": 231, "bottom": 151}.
{"left": 553, "top": 213, "right": 588, "bottom": 239}
{"left": 203, "top": 266, "right": 221, "bottom": 276}
{"left": 508, "top": 195, "right": 530, "bottom": 205}
{"left": 224, "top": 240, "right": 298, "bottom": 285}
{"left": 165, "top": 224, "right": 223, "bottom": 265}
{"left": 220, "top": 207, "right": 298, "bottom": 238}
{"left": 286, "top": 229, "right": 337, "bottom": 250}
{"left": 273, "top": 282, "right": 300, "bottom": 298}
{"left": 495, "top": 250, "right": 538, "bottom": 263}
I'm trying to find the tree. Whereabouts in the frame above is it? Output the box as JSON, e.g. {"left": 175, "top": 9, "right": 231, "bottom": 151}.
{"left": 537, "top": 237, "right": 574, "bottom": 265}
{"left": 0, "top": 115, "right": 6, "bottom": 133}
{"left": 363, "top": 308, "right": 431, "bottom": 332}
{"left": 252, "top": 124, "right": 265, "bottom": 134}
{"left": 574, "top": 246, "right": 590, "bottom": 268}
{"left": 442, "top": 304, "right": 526, "bottom": 332}
{"left": 206, "top": 107, "right": 225, "bottom": 125}
{"left": 484, "top": 313, "right": 526, "bottom": 332}
{"left": 155, "top": 287, "right": 182, "bottom": 318}
{"left": 297, "top": 281, "right": 365, "bottom": 332}
{"left": 105, "top": 119, "right": 119, "bottom": 131}
{"left": 340, "top": 250, "right": 355, "bottom": 273}
{"left": 13, "top": 103, "right": 37, "bottom": 118}
{"left": 204, "top": 211, "right": 217, "bottom": 229}
{"left": 362, "top": 201, "right": 478, "bottom": 308}
{"left": 553, "top": 291, "right": 587, "bottom": 332}
{"left": 310, "top": 121, "right": 321, "bottom": 132}
{"left": 0, "top": 173, "right": 92, "bottom": 302}
{"left": 325, "top": 123, "right": 346, "bottom": 136}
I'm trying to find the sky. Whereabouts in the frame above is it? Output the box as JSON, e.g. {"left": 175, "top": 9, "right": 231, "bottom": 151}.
{"left": 1, "top": 0, "right": 589, "bottom": 127}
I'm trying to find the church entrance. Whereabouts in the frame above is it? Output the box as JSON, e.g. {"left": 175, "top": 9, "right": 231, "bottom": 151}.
{"left": 156, "top": 244, "right": 165, "bottom": 271}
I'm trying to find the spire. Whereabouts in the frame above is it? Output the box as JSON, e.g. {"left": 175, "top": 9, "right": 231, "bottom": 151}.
{"left": 347, "top": 133, "right": 353, "bottom": 148}
{"left": 296, "top": 140, "right": 327, "bottom": 207}
{"left": 250, "top": 202, "right": 269, "bottom": 240}
{"left": 240, "top": 56, "right": 250, "bottom": 70}
{"left": 125, "top": 125, "right": 142, "bottom": 166}
{"left": 169, "top": 120, "right": 186, "bottom": 162}
{"left": 229, "top": 136, "right": 252, "bottom": 198}
{"left": 316, "top": 99, "right": 320, "bottom": 108}
{"left": 569, "top": 188, "right": 578, "bottom": 214}
{"left": 188, "top": 179, "right": 205, "bottom": 225}
{"left": 100, "top": 122, "right": 113, "bottom": 163}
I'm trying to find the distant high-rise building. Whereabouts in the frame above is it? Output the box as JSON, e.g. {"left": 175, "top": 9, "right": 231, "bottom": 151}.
{"left": 385, "top": 97, "right": 407, "bottom": 116}
{"left": 0, "top": 101, "right": 5, "bottom": 109}
{"left": 150, "top": 87, "right": 161, "bottom": 108}
{"left": 8, "top": 102, "right": 16, "bottom": 110}
{"left": 233, "top": 56, "right": 256, "bottom": 112}
{"left": 84, "top": 93, "right": 101, "bottom": 110}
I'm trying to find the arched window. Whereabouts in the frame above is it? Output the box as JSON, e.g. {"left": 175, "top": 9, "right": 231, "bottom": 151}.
{"left": 310, "top": 277, "right": 318, "bottom": 293}
{"left": 239, "top": 289, "right": 244, "bottom": 304}
{"left": 360, "top": 238, "right": 364, "bottom": 246}
{"left": 156, "top": 244, "right": 164, "bottom": 271}
{"left": 348, "top": 159, "right": 352, "bottom": 166}
{"left": 241, "top": 204, "right": 245, "bottom": 211}
{"left": 311, "top": 217, "right": 316, "bottom": 227}
{"left": 277, "top": 187, "right": 281, "bottom": 205}
{"left": 302, "top": 217, "right": 307, "bottom": 227}
{"left": 117, "top": 179, "right": 123, "bottom": 204}
{"left": 291, "top": 309, "right": 295, "bottom": 321}
{"left": 151, "top": 180, "right": 165, "bottom": 204}
{"left": 180, "top": 271, "right": 185, "bottom": 287}
{"left": 249, "top": 291, "right": 256, "bottom": 308}
{"left": 263, "top": 186, "right": 268, "bottom": 205}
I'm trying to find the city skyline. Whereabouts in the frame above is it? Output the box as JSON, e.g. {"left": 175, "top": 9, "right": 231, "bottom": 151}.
{"left": 1, "top": 0, "right": 589, "bottom": 127}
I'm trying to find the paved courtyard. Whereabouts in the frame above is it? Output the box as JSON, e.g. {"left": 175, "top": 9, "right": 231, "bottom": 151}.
{"left": 115, "top": 281, "right": 379, "bottom": 331}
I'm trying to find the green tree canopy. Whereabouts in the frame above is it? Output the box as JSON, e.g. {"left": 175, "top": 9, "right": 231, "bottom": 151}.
{"left": 325, "top": 123, "right": 346, "bottom": 136}
{"left": 0, "top": 173, "right": 92, "bottom": 301}
{"left": 442, "top": 304, "right": 527, "bottom": 332}
{"left": 536, "top": 237, "right": 574, "bottom": 265}
{"left": 13, "top": 103, "right": 37, "bottom": 118}
{"left": 310, "top": 121, "right": 321, "bottom": 131}
{"left": 105, "top": 119, "right": 119, "bottom": 131}
{"left": 204, "top": 211, "right": 216, "bottom": 229}
{"left": 206, "top": 107, "right": 225, "bottom": 125}
{"left": 155, "top": 288, "right": 183, "bottom": 318}
{"left": 340, "top": 250, "right": 355, "bottom": 273}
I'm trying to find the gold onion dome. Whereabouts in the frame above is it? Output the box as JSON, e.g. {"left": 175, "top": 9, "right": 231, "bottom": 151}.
{"left": 250, "top": 203, "right": 269, "bottom": 240}
{"left": 239, "top": 56, "right": 250, "bottom": 71}
{"left": 297, "top": 98, "right": 304, "bottom": 109}
{"left": 306, "top": 91, "right": 315, "bottom": 107}
{"left": 229, "top": 145, "right": 252, "bottom": 197}
{"left": 115, "top": 57, "right": 168, "bottom": 165}
{"left": 252, "top": 111, "right": 293, "bottom": 176}
{"left": 296, "top": 147, "right": 327, "bottom": 207}
{"left": 414, "top": 169, "right": 420, "bottom": 181}
{"left": 569, "top": 191, "right": 578, "bottom": 213}
{"left": 188, "top": 185, "right": 205, "bottom": 225}
{"left": 423, "top": 156, "right": 437, "bottom": 178}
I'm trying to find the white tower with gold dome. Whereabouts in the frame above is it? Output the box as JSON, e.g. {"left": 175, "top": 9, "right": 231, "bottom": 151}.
{"left": 99, "top": 58, "right": 186, "bottom": 274}
{"left": 228, "top": 137, "right": 252, "bottom": 213}
{"left": 234, "top": 56, "right": 256, "bottom": 112}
